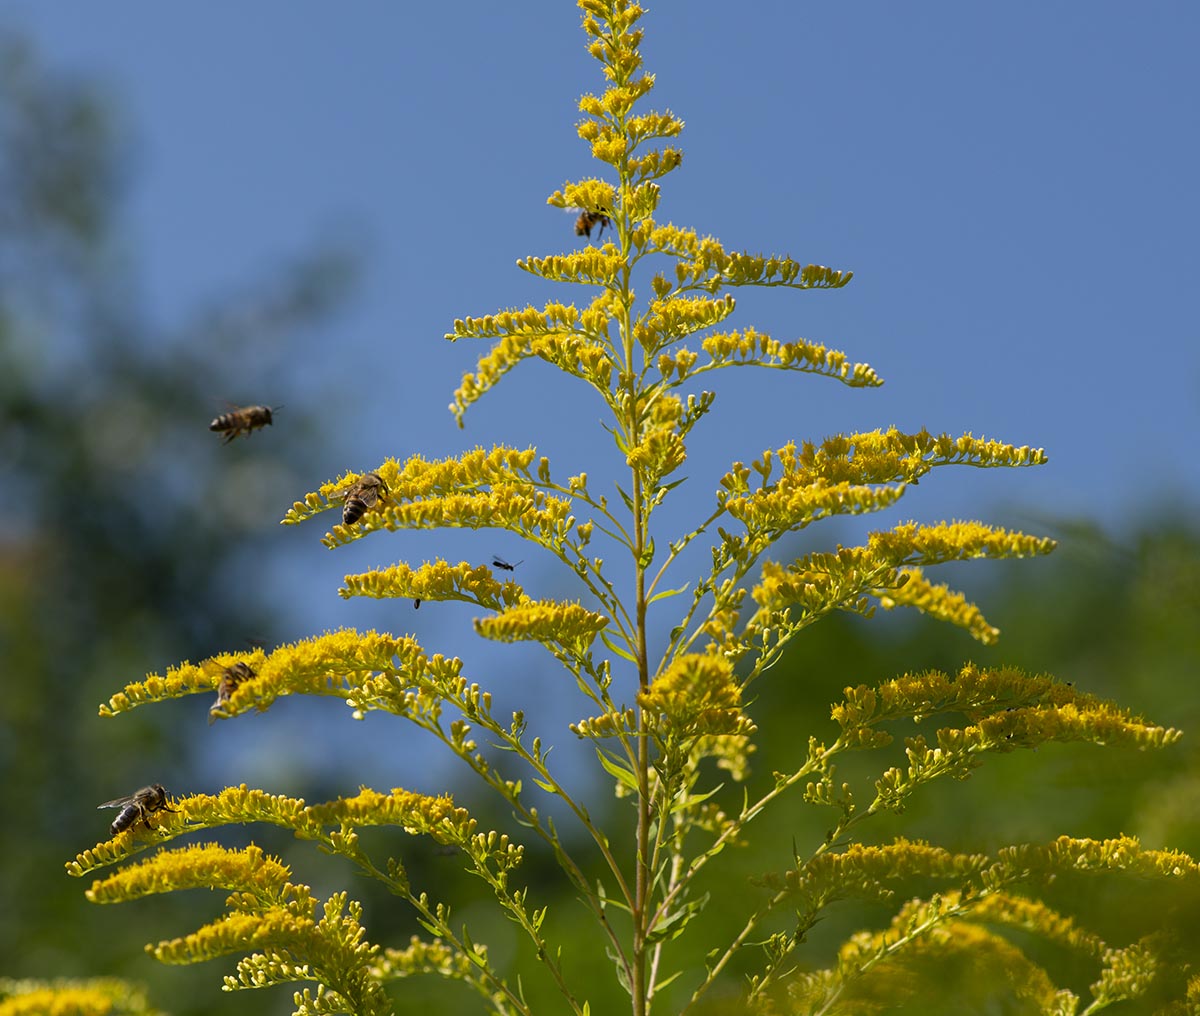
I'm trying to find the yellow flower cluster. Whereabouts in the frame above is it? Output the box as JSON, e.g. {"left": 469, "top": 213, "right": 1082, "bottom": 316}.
{"left": 722, "top": 428, "right": 1047, "bottom": 499}
{"left": 342, "top": 559, "right": 523, "bottom": 610}
{"left": 305, "top": 787, "right": 470, "bottom": 840}
{"left": 323, "top": 487, "right": 578, "bottom": 552}
{"left": 68, "top": 783, "right": 482, "bottom": 879}
{"left": 474, "top": 599, "right": 609, "bottom": 653}
{"left": 830, "top": 664, "right": 1181, "bottom": 757}
{"left": 99, "top": 628, "right": 433, "bottom": 721}
{"left": 772, "top": 838, "right": 989, "bottom": 905}
{"left": 625, "top": 425, "right": 686, "bottom": 489}
{"left": 517, "top": 250, "right": 623, "bottom": 286}
{"left": 874, "top": 566, "right": 1000, "bottom": 645}
{"left": 545, "top": 178, "right": 617, "bottom": 216}
{"left": 0, "top": 978, "right": 159, "bottom": 1016}
{"left": 700, "top": 327, "right": 881, "bottom": 387}
{"left": 570, "top": 706, "right": 637, "bottom": 740}
{"left": 632, "top": 294, "right": 736, "bottom": 352}
{"left": 752, "top": 522, "right": 1055, "bottom": 619}
{"left": 282, "top": 445, "right": 540, "bottom": 525}
{"left": 373, "top": 935, "right": 484, "bottom": 983}
{"left": 639, "top": 654, "right": 754, "bottom": 739}
{"left": 996, "top": 835, "right": 1200, "bottom": 883}
{"left": 85, "top": 843, "right": 290, "bottom": 905}
{"left": 727, "top": 479, "right": 905, "bottom": 535}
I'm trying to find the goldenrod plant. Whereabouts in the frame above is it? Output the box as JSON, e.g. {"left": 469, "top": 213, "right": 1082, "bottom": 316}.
{"left": 0, "top": 977, "right": 162, "bottom": 1016}
{"left": 68, "top": 3, "right": 1197, "bottom": 1014}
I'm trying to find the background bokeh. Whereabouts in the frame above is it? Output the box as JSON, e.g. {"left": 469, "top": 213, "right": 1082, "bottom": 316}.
{"left": 1, "top": 4, "right": 1197, "bottom": 1013}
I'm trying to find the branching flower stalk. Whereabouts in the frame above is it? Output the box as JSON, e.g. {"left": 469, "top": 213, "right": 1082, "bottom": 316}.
{"left": 63, "top": 3, "right": 1199, "bottom": 1015}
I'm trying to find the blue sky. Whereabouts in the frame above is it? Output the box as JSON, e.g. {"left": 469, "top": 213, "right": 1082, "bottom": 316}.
{"left": 7, "top": 3, "right": 1198, "bottom": 787}
{"left": 10, "top": 3, "right": 1197, "bottom": 525}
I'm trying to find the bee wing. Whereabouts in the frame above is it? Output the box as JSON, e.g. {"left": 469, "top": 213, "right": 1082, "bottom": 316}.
{"left": 200, "top": 660, "right": 228, "bottom": 683}
{"left": 97, "top": 795, "right": 135, "bottom": 810}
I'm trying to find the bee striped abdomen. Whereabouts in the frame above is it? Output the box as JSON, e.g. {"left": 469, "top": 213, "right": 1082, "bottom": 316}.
{"left": 340, "top": 472, "right": 387, "bottom": 526}
{"left": 209, "top": 405, "right": 276, "bottom": 444}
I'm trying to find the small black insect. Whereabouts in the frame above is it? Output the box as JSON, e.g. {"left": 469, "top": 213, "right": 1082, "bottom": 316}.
{"left": 492, "top": 556, "right": 523, "bottom": 571}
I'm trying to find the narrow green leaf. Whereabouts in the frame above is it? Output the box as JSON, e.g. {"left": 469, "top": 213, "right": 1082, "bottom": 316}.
{"left": 532, "top": 777, "right": 558, "bottom": 794}
{"left": 646, "top": 894, "right": 709, "bottom": 944}
{"left": 648, "top": 582, "right": 690, "bottom": 605}
{"left": 595, "top": 747, "right": 640, "bottom": 793}
{"left": 600, "top": 628, "right": 637, "bottom": 663}
{"left": 669, "top": 782, "right": 724, "bottom": 813}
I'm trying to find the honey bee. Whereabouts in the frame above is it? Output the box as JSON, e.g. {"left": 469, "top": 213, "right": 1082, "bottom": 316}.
{"left": 208, "top": 661, "right": 255, "bottom": 724}
{"left": 492, "top": 556, "right": 522, "bottom": 571}
{"left": 98, "top": 784, "right": 177, "bottom": 836}
{"left": 575, "top": 210, "right": 611, "bottom": 241}
{"left": 340, "top": 472, "right": 388, "bottom": 526}
{"left": 209, "top": 404, "right": 279, "bottom": 444}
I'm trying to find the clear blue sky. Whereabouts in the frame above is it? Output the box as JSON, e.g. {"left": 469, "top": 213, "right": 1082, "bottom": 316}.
{"left": 7, "top": 4, "right": 1198, "bottom": 786}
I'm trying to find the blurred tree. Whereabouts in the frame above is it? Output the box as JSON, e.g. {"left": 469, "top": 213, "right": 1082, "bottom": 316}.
{"left": 0, "top": 33, "right": 356, "bottom": 1012}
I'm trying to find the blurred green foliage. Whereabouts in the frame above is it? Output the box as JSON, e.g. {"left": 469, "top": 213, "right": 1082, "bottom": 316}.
{"left": 0, "top": 33, "right": 356, "bottom": 1015}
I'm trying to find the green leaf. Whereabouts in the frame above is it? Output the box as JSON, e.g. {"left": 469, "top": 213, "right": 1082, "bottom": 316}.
{"left": 600, "top": 628, "right": 637, "bottom": 663}
{"left": 532, "top": 777, "right": 558, "bottom": 794}
{"left": 669, "top": 782, "right": 724, "bottom": 814}
{"left": 648, "top": 582, "right": 690, "bottom": 605}
{"left": 595, "top": 747, "right": 640, "bottom": 794}
{"left": 646, "top": 893, "right": 709, "bottom": 944}
{"left": 638, "top": 536, "right": 656, "bottom": 569}
{"left": 615, "top": 483, "right": 635, "bottom": 514}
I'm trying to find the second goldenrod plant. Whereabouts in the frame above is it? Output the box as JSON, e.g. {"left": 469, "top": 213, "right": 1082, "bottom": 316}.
{"left": 69, "top": 3, "right": 1196, "bottom": 1014}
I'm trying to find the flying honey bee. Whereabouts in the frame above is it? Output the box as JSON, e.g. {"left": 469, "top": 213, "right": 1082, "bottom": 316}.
{"left": 209, "top": 404, "right": 280, "bottom": 444}
{"left": 98, "top": 784, "right": 177, "bottom": 836}
{"left": 575, "top": 210, "right": 612, "bottom": 241}
{"left": 492, "top": 556, "right": 522, "bottom": 571}
{"left": 208, "top": 661, "right": 255, "bottom": 724}
{"left": 340, "top": 472, "right": 388, "bottom": 526}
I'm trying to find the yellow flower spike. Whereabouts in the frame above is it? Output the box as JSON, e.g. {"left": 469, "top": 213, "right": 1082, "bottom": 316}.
{"left": 0, "top": 978, "right": 161, "bottom": 1016}
{"left": 721, "top": 429, "right": 1047, "bottom": 506}
{"left": 632, "top": 294, "right": 736, "bottom": 353}
{"left": 996, "top": 835, "right": 1200, "bottom": 883}
{"left": 282, "top": 446, "right": 540, "bottom": 525}
{"left": 728, "top": 479, "right": 906, "bottom": 535}
{"left": 625, "top": 426, "right": 686, "bottom": 488}
{"left": 321, "top": 487, "right": 579, "bottom": 552}
{"left": 305, "top": 787, "right": 472, "bottom": 842}
{"left": 874, "top": 566, "right": 1000, "bottom": 645}
{"left": 639, "top": 654, "right": 755, "bottom": 739}
{"left": 699, "top": 327, "right": 882, "bottom": 388}
{"left": 546, "top": 179, "right": 617, "bottom": 215}
{"left": 771, "top": 838, "right": 989, "bottom": 905}
{"left": 830, "top": 664, "right": 1181, "bottom": 756}
{"left": 751, "top": 521, "right": 1056, "bottom": 628}
{"left": 86, "top": 843, "right": 291, "bottom": 905}
{"left": 571, "top": 707, "right": 638, "bottom": 740}
{"left": 474, "top": 600, "right": 609, "bottom": 655}
{"left": 342, "top": 558, "right": 518, "bottom": 610}
{"left": 803, "top": 900, "right": 1067, "bottom": 1014}
{"left": 517, "top": 250, "right": 623, "bottom": 286}
{"left": 99, "top": 629, "right": 430, "bottom": 720}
